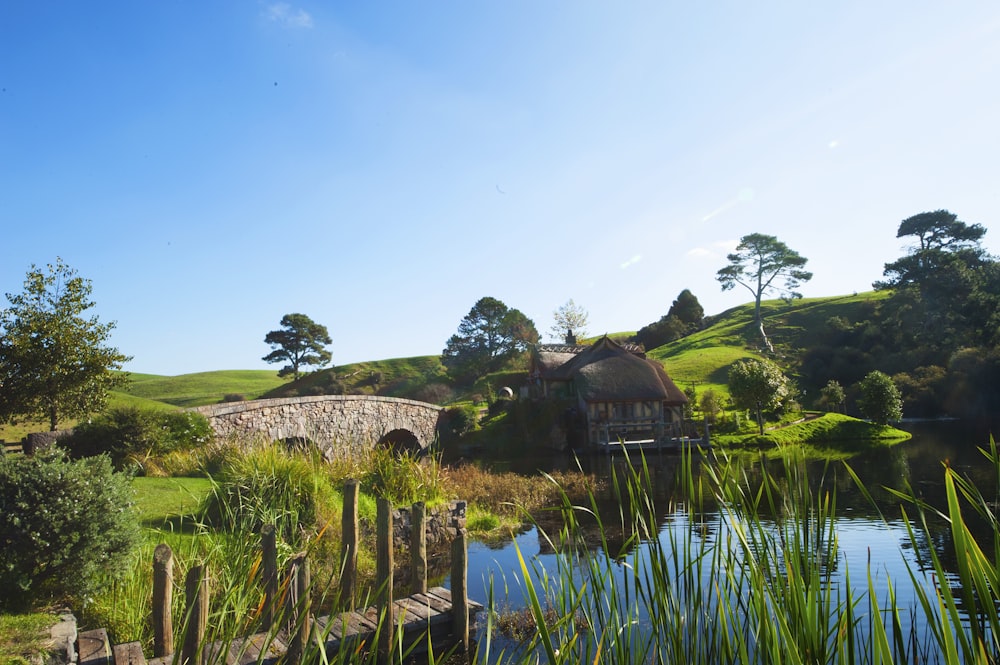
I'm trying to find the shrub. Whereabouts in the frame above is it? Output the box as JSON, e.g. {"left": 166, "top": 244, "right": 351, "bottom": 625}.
{"left": 221, "top": 393, "right": 246, "bottom": 402}
{"left": 441, "top": 404, "right": 479, "bottom": 438}
{"left": 199, "top": 444, "right": 337, "bottom": 546}
{"left": 64, "top": 407, "right": 213, "bottom": 470}
{"left": 0, "top": 450, "right": 141, "bottom": 610}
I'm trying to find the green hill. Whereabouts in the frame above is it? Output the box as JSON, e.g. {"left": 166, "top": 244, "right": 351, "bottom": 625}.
{"left": 125, "top": 370, "right": 287, "bottom": 407}
{"left": 262, "top": 356, "right": 450, "bottom": 403}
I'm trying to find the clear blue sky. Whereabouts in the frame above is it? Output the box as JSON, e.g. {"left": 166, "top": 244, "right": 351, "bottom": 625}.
{"left": 2, "top": 2, "right": 999, "bottom": 375}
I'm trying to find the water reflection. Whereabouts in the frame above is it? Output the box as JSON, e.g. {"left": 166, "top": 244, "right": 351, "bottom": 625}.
{"left": 459, "top": 420, "right": 998, "bottom": 660}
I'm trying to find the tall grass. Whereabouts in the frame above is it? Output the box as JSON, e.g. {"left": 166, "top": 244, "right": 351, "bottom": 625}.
{"left": 475, "top": 442, "right": 1000, "bottom": 664}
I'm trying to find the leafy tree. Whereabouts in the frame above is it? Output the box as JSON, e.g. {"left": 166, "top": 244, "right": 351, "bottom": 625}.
{"left": 728, "top": 357, "right": 791, "bottom": 435}
{"left": 668, "top": 288, "right": 704, "bottom": 330}
{"left": 262, "top": 313, "right": 332, "bottom": 380}
{"left": 699, "top": 389, "right": 721, "bottom": 424}
{"left": 716, "top": 233, "right": 812, "bottom": 351}
{"left": 819, "top": 379, "right": 845, "bottom": 413}
{"left": 0, "top": 449, "right": 141, "bottom": 610}
{"left": 0, "top": 259, "right": 131, "bottom": 431}
{"left": 550, "top": 299, "right": 589, "bottom": 342}
{"left": 633, "top": 289, "right": 704, "bottom": 350}
{"left": 875, "top": 210, "right": 994, "bottom": 351}
{"left": 442, "top": 297, "right": 539, "bottom": 382}
{"left": 856, "top": 370, "right": 902, "bottom": 425}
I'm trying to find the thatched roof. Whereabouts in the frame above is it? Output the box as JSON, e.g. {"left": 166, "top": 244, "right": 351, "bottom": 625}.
{"left": 547, "top": 336, "right": 687, "bottom": 404}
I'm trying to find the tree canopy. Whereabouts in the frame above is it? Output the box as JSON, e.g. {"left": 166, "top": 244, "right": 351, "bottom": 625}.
{"left": 717, "top": 233, "right": 812, "bottom": 351}
{"left": 634, "top": 289, "right": 705, "bottom": 350}
{"left": 0, "top": 259, "right": 131, "bottom": 431}
{"left": 550, "top": 299, "right": 589, "bottom": 342}
{"left": 728, "top": 357, "right": 792, "bottom": 435}
{"left": 856, "top": 370, "right": 902, "bottom": 425}
{"left": 442, "top": 296, "right": 539, "bottom": 382}
{"left": 262, "top": 313, "right": 332, "bottom": 380}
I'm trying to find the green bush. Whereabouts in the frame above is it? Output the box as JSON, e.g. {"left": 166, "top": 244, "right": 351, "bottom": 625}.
{"left": 0, "top": 450, "right": 141, "bottom": 610}
{"left": 65, "top": 407, "right": 213, "bottom": 470}
{"left": 441, "top": 404, "right": 479, "bottom": 438}
{"left": 199, "top": 444, "right": 336, "bottom": 546}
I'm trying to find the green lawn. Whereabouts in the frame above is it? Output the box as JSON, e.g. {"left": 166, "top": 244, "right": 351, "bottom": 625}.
{"left": 131, "top": 476, "right": 214, "bottom": 528}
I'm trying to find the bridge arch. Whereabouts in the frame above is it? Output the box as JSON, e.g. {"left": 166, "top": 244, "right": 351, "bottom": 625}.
{"left": 191, "top": 395, "right": 444, "bottom": 456}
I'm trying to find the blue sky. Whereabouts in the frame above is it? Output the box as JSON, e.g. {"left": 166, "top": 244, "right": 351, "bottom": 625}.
{"left": 2, "top": 2, "right": 999, "bottom": 375}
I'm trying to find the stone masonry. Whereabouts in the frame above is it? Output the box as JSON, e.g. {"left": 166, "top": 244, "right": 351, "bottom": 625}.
{"left": 191, "top": 395, "right": 444, "bottom": 456}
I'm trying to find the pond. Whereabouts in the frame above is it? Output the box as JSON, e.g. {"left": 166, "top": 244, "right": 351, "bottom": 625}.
{"left": 456, "top": 420, "right": 999, "bottom": 662}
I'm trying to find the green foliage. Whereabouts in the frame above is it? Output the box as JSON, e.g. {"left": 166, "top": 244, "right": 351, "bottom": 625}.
{"left": 442, "top": 296, "right": 539, "bottom": 382}
{"left": 716, "top": 233, "right": 813, "bottom": 349}
{"left": 856, "top": 370, "right": 903, "bottom": 425}
{"left": 0, "top": 450, "right": 141, "bottom": 610}
{"left": 199, "top": 444, "right": 336, "bottom": 545}
{"left": 261, "top": 356, "right": 449, "bottom": 402}
{"left": 633, "top": 289, "right": 705, "bottom": 350}
{"left": 0, "top": 258, "right": 131, "bottom": 431}
{"left": 64, "top": 407, "right": 213, "bottom": 471}
{"left": 818, "top": 379, "right": 845, "bottom": 412}
{"left": 550, "top": 298, "right": 590, "bottom": 342}
{"left": 360, "top": 448, "right": 443, "bottom": 506}
{"left": 441, "top": 404, "right": 479, "bottom": 438}
{"left": 262, "top": 313, "right": 333, "bottom": 380}
{"left": 728, "top": 358, "right": 792, "bottom": 435}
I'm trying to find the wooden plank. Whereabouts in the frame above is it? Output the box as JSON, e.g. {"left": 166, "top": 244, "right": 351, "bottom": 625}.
{"left": 78, "top": 628, "right": 111, "bottom": 665}
{"left": 411, "top": 591, "right": 451, "bottom": 614}
{"left": 231, "top": 633, "right": 286, "bottom": 665}
{"left": 394, "top": 597, "right": 448, "bottom": 626}
{"left": 112, "top": 642, "right": 146, "bottom": 665}
{"left": 428, "top": 586, "right": 483, "bottom": 612}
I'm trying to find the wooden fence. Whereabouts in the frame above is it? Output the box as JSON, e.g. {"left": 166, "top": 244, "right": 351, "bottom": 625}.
{"left": 95, "top": 479, "right": 479, "bottom": 665}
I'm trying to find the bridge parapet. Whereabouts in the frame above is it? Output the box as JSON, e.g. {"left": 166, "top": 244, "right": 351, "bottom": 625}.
{"left": 191, "top": 395, "right": 444, "bottom": 455}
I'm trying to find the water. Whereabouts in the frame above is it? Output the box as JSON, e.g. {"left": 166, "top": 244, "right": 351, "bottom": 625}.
{"left": 456, "top": 420, "right": 998, "bottom": 661}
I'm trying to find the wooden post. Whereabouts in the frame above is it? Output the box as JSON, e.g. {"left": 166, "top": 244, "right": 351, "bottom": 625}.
{"left": 152, "top": 544, "right": 174, "bottom": 658}
{"left": 451, "top": 528, "right": 470, "bottom": 653}
{"left": 376, "top": 497, "right": 394, "bottom": 664}
{"left": 261, "top": 524, "right": 278, "bottom": 631}
{"left": 284, "top": 553, "right": 311, "bottom": 665}
{"left": 340, "top": 478, "right": 359, "bottom": 611}
{"left": 182, "top": 565, "right": 208, "bottom": 665}
{"left": 411, "top": 501, "right": 427, "bottom": 595}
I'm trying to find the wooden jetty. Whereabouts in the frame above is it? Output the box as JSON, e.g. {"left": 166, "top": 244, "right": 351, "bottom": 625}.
{"left": 75, "top": 483, "right": 481, "bottom": 665}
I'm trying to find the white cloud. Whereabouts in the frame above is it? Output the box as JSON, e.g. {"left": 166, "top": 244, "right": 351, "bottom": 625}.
{"left": 264, "top": 3, "right": 313, "bottom": 28}
{"left": 620, "top": 255, "right": 642, "bottom": 269}
{"left": 686, "top": 247, "right": 716, "bottom": 259}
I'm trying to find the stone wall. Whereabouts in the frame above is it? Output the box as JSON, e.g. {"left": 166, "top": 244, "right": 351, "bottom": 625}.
{"left": 191, "top": 395, "right": 444, "bottom": 455}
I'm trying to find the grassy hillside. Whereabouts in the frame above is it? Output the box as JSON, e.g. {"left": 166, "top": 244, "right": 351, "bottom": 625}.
{"left": 262, "top": 355, "right": 450, "bottom": 403}
{"left": 125, "top": 370, "right": 286, "bottom": 407}
{"left": 649, "top": 291, "right": 891, "bottom": 403}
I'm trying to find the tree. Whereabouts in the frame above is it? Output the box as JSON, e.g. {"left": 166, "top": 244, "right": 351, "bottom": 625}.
{"left": 728, "top": 357, "right": 791, "bottom": 435}
{"left": 262, "top": 313, "right": 332, "bottom": 380}
{"left": 442, "top": 297, "right": 539, "bottom": 382}
{"left": 716, "top": 233, "right": 812, "bottom": 351}
{"left": 0, "top": 259, "right": 131, "bottom": 431}
{"left": 856, "top": 370, "right": 902, "bottom": 425}
{"left": 875, "top": 210, "right": 993, "bottom": 350}
{"left": 819, "top": 379, "right": 846, "bottom": 413}
{"left": 550, "top": 299, "right": 589, "bottom": 342}
{"left": 668, "top": 289, "right": 704, "bottom": 331}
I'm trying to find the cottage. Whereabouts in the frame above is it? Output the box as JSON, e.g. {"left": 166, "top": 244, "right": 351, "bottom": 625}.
{"left": 529, "top": 336, "right": 689, "bottom": 449}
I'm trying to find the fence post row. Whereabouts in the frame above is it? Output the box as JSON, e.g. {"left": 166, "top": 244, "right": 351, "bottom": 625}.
{"left": 146, "top": 478, "right": 472, "bottom": 662}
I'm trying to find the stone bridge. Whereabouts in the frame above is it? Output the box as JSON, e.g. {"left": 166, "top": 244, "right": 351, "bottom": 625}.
{"left": 191, "top": 395, "right": 444, "bottom": 455}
